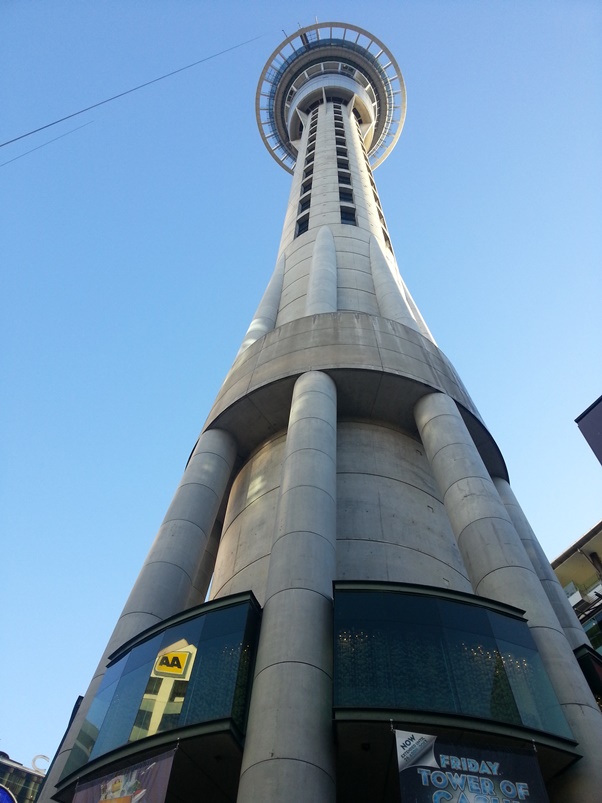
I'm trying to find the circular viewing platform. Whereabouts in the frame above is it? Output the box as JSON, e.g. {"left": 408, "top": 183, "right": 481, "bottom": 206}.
{"left": 256, "top": 22, "right": 406, "bottom": 173}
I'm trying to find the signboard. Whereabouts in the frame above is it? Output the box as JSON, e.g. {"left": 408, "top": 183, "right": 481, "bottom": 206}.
{"left": 151, "top": 640, "right": 196, "bottom": 680}
{"left": 395, "top": 730, "right": 550, "bottom": 802}
{"left": 153, "top": 650, "right": 192, "bottom": 678}
{"left": 0, "top": 786, "right": 18, "bottom": 803}
{"left": 72, "top": 750, "right": 175, "bottom": 803}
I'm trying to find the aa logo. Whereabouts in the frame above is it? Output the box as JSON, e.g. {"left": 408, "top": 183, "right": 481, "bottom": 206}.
{"left": 153, "top": 650, "right": 191, "bottom": 677}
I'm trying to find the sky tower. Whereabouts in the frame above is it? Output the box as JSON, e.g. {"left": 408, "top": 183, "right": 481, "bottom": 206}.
{"left": 41, "top": 22, "right": 602, "bottom": 803}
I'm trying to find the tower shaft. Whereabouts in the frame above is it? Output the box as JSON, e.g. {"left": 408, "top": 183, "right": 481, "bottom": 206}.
{"left": 41, "top": 23, "right": 602, "bottom": 803}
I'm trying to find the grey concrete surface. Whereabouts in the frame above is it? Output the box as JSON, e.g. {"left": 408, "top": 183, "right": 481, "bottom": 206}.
{"left": 238, "top": 371, "right": 337, "bottom": 803}
{"left": 415, "top": 391, "right": 602, "bottom": 802}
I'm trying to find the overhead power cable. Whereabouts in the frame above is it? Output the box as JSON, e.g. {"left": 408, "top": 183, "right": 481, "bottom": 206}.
{"left": 0, "top": 33, "right": 264, "bottom": 149}
{"left": 0, "top": 121, "right": 94, "bottom": 167}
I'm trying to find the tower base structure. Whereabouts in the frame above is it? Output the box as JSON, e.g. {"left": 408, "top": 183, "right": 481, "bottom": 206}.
{"left": 40, "top": 22, "right": 602, "bottom": 803}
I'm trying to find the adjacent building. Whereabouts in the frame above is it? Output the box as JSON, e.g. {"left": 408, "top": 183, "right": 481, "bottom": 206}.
{"left": 0, "top": 753, "right": 45, "bottom": 803}
{"left": 552, "top": 519, "right": 602, "bottom": 712}
{"left": 39, "top": 22, "right": 602, "bottom": 803}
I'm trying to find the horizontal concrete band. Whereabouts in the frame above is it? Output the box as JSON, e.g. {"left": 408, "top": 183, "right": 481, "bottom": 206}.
{"left": 209, "top": 313, "right": 463, "bottom": 420}
{"left": 202, "top": 314, "right": 506, "bottom": 479}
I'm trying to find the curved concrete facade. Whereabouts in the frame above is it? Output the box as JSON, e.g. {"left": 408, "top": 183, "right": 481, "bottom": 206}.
{"left": 41, "top": 21, "right": 602, "bottom": 803}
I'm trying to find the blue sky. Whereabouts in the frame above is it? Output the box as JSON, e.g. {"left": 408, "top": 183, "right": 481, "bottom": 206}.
{"left": 2, "top": 0, "right": 601, "bottom": 771}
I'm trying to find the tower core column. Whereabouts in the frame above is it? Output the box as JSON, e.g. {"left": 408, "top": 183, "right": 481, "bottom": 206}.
{"left": 238, "top": 370, "right": 337, "bottom": 803}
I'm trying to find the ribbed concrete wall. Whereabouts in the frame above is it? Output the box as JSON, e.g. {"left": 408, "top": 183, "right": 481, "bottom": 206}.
{"left": 212, "top": 421, "right": 473, "bottom": 607}
{"left": 336, "top": 421, "right": 472, "bottom": 592}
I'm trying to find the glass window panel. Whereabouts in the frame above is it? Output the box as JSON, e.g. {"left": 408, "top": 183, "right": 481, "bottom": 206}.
{"left": 180, "top": 631, "right": 244, "bottom": 725}
{"left": 63, "top": 600, "right": 259, "bottom": 775}
{"left": 497, "top": 640, "right": 572, "bottom": 738}
{"left": 334, "top": 588, "right": 571, "bottom": 740}
{"left": 59, "top": 657, "right": 129, "bottom": 778}
{"left": 488, "top": 610, "right": 536, "bottom": 648}
{"left": 90, "top": 657, "right": 156, "bottom": 757}
{"left": 120, "top": 633, "right": 163, "bottom": 676}
{"left": 442, "top": 628, "right": 521, "bottom": 724}
{"left": 439, "top": 600, "right": 491, "bottom": 636}
{"left": 158, "top": 616, "right": 205, "bottom": 653}
{"left": 388, "top": 592, "right": 440, "bottom": 627}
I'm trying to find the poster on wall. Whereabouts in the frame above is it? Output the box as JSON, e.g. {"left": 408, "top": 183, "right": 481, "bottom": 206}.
{"left": 395, "top": 730, "right": 550, "bottom": 803}
{"left": 72, "top": 749, "right": 175, "bottom": 803}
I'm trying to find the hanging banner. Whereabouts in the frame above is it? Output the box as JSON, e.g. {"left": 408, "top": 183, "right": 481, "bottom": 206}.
{"left": 72, "top": 749, "right": 175, "bottom": 803}
{"left": 395, "top": 730, "right": 550, "bottom": 802}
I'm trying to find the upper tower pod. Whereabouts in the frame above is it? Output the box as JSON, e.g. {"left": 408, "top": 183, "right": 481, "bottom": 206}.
{"left": 256, "top": 22, "right": 406, "bottom": 173}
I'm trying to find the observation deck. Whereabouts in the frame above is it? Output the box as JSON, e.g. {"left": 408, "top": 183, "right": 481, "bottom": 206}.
{"left": 256, "top": 22, "right": 406, "bottom": 172}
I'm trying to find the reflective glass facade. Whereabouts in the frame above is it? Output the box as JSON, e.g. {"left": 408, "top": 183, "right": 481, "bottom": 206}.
{"left": 334, "top": 586, "right": 572, "bottom": 739}
{"left": 61, "top": 595, "right": 260, "bottom": 780}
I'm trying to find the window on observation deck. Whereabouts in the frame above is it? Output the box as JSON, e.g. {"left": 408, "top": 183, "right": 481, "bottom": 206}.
{"left": 298, "top": 196, "right": 311, "bottom": 214}
{"left": 296, "top": 213, "right": 310, "bottom": 237}
{"left": 340, "top": 206, "right": 356, "bottom": 226}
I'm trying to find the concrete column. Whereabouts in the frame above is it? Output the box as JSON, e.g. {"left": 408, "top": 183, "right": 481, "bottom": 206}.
{"left": 237, "top": 254, "right": 285, "bottom": 356}
{"left": 399, "top": 275, "right": 436, "bottom": 344}
{"left": 493, "top": 476, "right": 588, "bottom": 650}
{"left": 306, "top": 225, "right": 338, "bottom": 315}
{"left": 238, "top": 371, "right": 337, "bottom": 803}
{"left": 114, "top": 427, "right": 238, "bottom": 639}
{"left": 40, "top": 428, "right": 237, "bottom": 801}
{"left": 370, "top": 234, "right": 418, "bottom": 330}
{"left": 414, "top": 391, "right": 602, "bottom": 802}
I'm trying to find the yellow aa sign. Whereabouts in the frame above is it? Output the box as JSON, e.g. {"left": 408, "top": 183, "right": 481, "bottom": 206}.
{"left": 153, "top": 650, "right": 190, "bottom": 677}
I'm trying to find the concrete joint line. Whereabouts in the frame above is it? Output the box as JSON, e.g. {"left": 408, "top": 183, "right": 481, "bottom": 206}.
{"left": 337, "top": 538, "right": 470, "bottom": 574}
{"left": 174, "top": 481, "right": 220, "bottom": 499}
{"left": 191, "top": 450, "right": 235, "bottom": 470}
{"left": 271, "top": 528, "right": 336, "bottom": 552}
{"left": 419, "top": 410, "right": 457, "bottom": 434}
{"left": 239, "top": 756, "right": 335, "bottom": 783}
{"left": 144, "top": 559, "right": 194, "bottom": 584}
{"left": 160, "top": 516, "right": 209, "bottom": 535}
{"left": 441, "top": 474, "right": 498, "bottom": 502}
{"left": 279, "top": 484, "right": 336, "bottom": 504}
{"left": 560, "top": 700, "right": 601, "bottom": 716}
{"left": 253, "top": 661, "right": 333, "bottom": 688}
{"left": 289, "top": 414, "right": 336, "bottom": 430}
{"left": 474, "top": 563, "right": 538, "bottom": 592}
{"left": 336, "top": 471, "right": 444, "bottom": 504}
{"left": 118, "top": 609, "right": 163, "bottom": 623}
{"left": 424, "top": 436, "right": 476, "bottom": 464}
{"left": 521, "top": 622, "right": 573, "bottom": 638}
{"left": 284, "top": 446, "right": 336, "bottom": 464}
{"left": 456, "top": 514, "right": 517, "bottom": 544}
{"left": 212, "top": 554, "right": 268, "bottom": 597}
{"left": 264, "top": 586, "right": 334, "bottom": 607}
{"left": 219, "top": 486, "right": 279, "bottom": 529}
